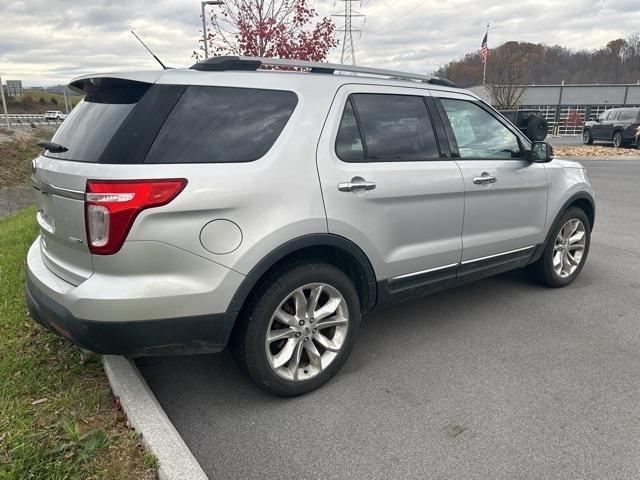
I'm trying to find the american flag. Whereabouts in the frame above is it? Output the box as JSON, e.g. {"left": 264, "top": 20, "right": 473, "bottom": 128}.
{"left": 481, "top": 32, "right": 489, "bottom": 64}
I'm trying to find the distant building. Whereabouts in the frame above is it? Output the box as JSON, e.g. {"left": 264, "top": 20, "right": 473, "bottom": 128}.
{"left": 5, "top": 80, "right": 23, "bottom": 98}
{"left": 469, "top": 83, "right": 640, "bottom": 135}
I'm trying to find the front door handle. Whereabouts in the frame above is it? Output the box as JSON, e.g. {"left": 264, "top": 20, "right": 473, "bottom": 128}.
{"left": 338, "top": 180, "right": 376, "bottom": 192}
{"left": 473, "top": 173, "right": 497, "bottom": 185}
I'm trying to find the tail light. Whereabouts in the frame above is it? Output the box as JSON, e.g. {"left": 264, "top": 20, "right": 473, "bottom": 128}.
{"left": 85, "top": 179, "right": 187, "bottom": 255}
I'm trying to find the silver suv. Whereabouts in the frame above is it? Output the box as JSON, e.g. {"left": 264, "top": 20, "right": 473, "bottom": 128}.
{"left": 26, "top": 57, "right": 595, "bottom": 396}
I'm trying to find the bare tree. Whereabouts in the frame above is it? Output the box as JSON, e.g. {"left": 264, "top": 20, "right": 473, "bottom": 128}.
{"left": 485, "top": 43, "right": 528, "bottom": 109}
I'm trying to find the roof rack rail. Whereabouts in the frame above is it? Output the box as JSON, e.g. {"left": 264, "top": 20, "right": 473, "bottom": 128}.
{"left": 190, "top": 56, "right": 457, "bottom": 88}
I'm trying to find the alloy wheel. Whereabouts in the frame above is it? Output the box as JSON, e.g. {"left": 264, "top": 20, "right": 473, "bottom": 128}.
{"left": 553, "top": 219, "right": 586, "bottom": 278}
{"left": 265, "top": 283, "right": 349, "bottom": 382}
{"left": 613, "top": 132, "right": 622, "bottom": 148}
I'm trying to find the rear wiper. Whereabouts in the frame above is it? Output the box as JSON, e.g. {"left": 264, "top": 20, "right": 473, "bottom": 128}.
{"left": 37, "top": 140, "right": 68, "bottom": 153}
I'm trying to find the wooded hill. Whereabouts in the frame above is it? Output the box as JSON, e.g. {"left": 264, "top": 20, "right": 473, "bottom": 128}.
{"left": 435, "top": 34, "right": 640, "bottom": 88}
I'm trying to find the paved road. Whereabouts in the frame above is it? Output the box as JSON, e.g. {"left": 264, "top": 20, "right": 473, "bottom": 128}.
{"left": 548, "top": 135, "right": 583, "bottom": 147}
{"left": 138, "top": 160, "right": 640, "bottom": 480}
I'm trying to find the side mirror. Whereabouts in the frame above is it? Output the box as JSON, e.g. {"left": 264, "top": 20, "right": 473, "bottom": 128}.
{"left": 531, "top": 141, "right": 553, "bottom": 163}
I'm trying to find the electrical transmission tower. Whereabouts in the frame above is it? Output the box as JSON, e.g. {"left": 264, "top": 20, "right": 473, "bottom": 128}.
{"left": 333, "top": 1, "right": 365, "bottom": 65}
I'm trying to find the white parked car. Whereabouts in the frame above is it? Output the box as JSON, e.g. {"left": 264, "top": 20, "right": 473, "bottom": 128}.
{"left": 44, "top": 110, "right": 66, "bottom": 120}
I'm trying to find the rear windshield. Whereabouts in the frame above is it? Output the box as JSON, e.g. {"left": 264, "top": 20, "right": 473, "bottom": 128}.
{"left": 45, "top": 79, "right": 150, "bottom": 162}
{"left": 44, "top": 82, "right": 297, "bottom": 164}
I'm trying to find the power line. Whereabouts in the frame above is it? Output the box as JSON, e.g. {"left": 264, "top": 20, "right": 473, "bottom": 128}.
{"left": 363, "top": 0, "right": 429, "bottom": 37}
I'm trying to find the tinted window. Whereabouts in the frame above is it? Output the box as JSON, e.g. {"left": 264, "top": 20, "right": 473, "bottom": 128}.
{"left": 45, "top": 79, "right": 150, "bottom": 162}
{"left": 336, "top": 93, "right": 439, "bottom": 162}
{"left": 440, "top": 98, "right": 522, "bottom": 160}
{"left": 618, "top": 109, "right": 639, "bottom": 121}
{"left": 335, "top": 99, "right": 364, "bottom": 161}
{"left": 146, "top": 86, "right": 297, "bottom": 164}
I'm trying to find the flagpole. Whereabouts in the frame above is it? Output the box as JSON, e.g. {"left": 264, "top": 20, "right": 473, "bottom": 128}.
{"left": 482, "top": 23, "right": 489, "bottom": 86}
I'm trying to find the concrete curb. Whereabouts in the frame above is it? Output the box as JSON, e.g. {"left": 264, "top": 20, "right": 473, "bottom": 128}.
{"left": 103, "top": 356, "right": 209, "bottom": 480}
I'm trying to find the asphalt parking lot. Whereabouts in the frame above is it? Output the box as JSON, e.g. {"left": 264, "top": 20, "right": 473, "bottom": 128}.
{"left": 548, "top": 135, "right": 583, "bottom": 147}
{"left": 138, "top": 159, "right": 640, "bottom": 480}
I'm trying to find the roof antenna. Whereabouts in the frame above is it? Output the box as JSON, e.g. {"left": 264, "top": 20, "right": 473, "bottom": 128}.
{"left": 131, "top": 30, "right": 170, "bottom": 70}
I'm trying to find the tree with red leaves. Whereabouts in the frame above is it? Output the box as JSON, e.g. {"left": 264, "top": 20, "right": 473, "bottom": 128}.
{"left": 195, "top": 0, "right": 337, "bottom": 62}
{"left": 564, "top": 109, "right": 584, "bottom": 127}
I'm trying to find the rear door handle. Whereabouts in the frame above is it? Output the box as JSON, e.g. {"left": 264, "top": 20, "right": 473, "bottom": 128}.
{"left": 338, "top": 181, "right": 376, "bottom": 192}
{"left": 473, "top": 174, "right": 497, "bottom": 185}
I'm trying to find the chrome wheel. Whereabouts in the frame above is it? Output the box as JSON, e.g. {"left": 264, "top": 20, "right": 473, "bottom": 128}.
{"left": 265, "top": 283, "right": 349, "bottom": 382}
{"left": 553, "top": 219, "right": 586, "bottom": 278}
{"left": 583, "top": 130, "right": 591, "bottom": 144}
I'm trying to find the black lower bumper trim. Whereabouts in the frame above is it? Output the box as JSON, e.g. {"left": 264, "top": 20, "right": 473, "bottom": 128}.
{"left": 25, "top": 275, "right": 237, "bottom": 356}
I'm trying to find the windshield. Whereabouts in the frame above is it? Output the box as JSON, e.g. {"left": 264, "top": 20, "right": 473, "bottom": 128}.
{"left": 44, "top": 79, "right": 150, "bottom": 162}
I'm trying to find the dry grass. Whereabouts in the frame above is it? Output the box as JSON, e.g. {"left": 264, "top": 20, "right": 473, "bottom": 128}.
{"left": 554, "top": 144, "right": 640, "bottom": 157}
{"left": 0, "top": 127, "right": 55, "bottom": 187}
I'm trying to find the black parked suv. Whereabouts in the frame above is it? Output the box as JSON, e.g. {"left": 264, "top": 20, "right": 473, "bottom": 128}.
{"left": 583, "top": 107, "right": 640, "bottom": 148}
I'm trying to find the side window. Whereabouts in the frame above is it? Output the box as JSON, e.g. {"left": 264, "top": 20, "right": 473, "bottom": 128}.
{"left": 618, "top": 110, "right": 635, "bottom": 121}
{"left": 336, "top": 99, "right": 365, "bottom": 161}
{"left": 335, "top": 93, "right": 439, "bottom": 162}
{"left": 146, "top": 86, "right": 297, "bottom": 164}
{"left": 599, "top": 111, "right": 610, "bottom": 121}
{"left": 609, "top": 110, "right": 621, "bottom": 121}
{"left": 440, "top": 98, "right": 522, "bottom": 160}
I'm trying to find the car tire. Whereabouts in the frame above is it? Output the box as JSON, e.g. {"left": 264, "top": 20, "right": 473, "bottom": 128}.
{"left": 526, "top": 116, "right": 548, "bottom": 142}
{"left": 612, "top": 131, "right": 623, "bottom": 148}
{"left": 526, "top": 207, "right": 591, "bottom": 288}
{"left": 232, "top": 261, "right": 361, "bottom": 397}
{"left": 582, "top": 129, "right": 593, "bottom": 145}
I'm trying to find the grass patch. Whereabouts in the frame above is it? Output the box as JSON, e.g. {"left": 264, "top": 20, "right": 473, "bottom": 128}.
{"left": 0, "top": 130, "right": 52, "bottom": 188}
{"left": 0, "top": 207, "right": 156, "bottom": 479}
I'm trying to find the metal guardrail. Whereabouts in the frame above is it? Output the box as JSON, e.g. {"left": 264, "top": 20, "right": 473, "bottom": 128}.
{"left": 2, "top": 114, "right": 64, "bottom": 127}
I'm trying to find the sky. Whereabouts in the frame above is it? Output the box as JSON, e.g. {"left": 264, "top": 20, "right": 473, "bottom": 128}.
{"left": 0, "top": 0, "right": 638, "bottom": 87}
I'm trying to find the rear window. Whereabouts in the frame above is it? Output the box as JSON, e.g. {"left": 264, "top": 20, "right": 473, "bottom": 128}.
{"left": 618, "top": 109, "right": 640, "bottom": 121}
{"left": 145, "top": 86, "right": 298, "bottom": 164}
{"left": 335, "top": 93, "right": 439, "bottom": 162}
{"left": 45, "top": 79, "right": 150, "bottom": 162}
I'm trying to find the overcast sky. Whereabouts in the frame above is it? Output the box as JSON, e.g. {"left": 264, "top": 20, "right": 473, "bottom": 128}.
{"left": 1, "top": 0, "right": 638, "bottom": 86}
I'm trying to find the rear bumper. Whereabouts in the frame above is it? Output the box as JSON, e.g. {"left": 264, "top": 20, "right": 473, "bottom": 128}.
{"left": 26, "top": 274, "right": 237, "bottom": 356}
{"left": 25, "top": 237, "right": 242, "bottom": 356}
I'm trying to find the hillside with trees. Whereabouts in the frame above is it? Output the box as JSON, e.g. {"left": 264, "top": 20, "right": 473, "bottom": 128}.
{"left": 435, "top": 34, "right": 640, "bottom": 88}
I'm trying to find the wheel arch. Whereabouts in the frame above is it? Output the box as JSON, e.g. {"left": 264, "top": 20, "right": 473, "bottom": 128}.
{"left": 530, "top": 192, "right": 595, "bottom": 264}
{"left": 226, "top": 234, "right": 378, "bottom": 316}
{"left": 612, "top": 128, "right": 624, "bottom": 140}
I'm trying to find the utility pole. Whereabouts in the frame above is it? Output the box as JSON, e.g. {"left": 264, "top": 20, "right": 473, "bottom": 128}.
{"left": 0, "top": 75, "right": 10, "bottom": 130}
{"left": 333, "top": 1, "right": 365, "bottom": 66}
{"left": 201, "top": 1, "right": 224, "bottom": 59}
{"left": 62, "top": 86, "right": 69, "bottom": 114}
